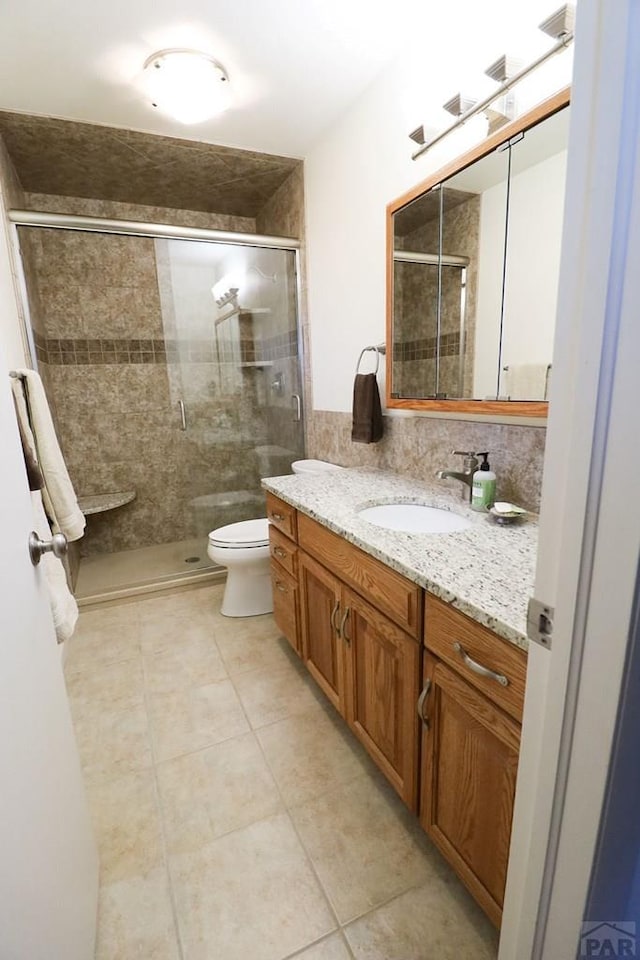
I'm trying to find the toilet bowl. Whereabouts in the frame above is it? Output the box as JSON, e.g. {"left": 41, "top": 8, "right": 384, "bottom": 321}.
{"left": 207, "top": 518, "right": 272, "bottom": 618}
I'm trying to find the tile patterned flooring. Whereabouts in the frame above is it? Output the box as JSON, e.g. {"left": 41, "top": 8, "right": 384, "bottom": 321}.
{"left": 64, "top": 583, "right": 499, "bottom": 960}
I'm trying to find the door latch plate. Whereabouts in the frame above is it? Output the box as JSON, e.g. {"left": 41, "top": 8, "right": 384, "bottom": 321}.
{"left": 527, "top": 597, "right": 554, "bottom": 649}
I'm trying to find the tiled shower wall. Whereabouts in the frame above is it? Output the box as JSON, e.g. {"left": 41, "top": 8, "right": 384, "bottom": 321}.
{"left": 18, "top": 197, "right": 280, "bottom": 558}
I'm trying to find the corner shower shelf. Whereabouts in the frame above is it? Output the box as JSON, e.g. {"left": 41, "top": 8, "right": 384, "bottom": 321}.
{"left": 78, "top": 490, "right": 137, "bottom": 516}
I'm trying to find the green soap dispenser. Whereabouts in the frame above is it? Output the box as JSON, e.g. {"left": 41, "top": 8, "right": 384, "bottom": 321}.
{"left": 471, "top": 452, "right": 496, "bottom": 512}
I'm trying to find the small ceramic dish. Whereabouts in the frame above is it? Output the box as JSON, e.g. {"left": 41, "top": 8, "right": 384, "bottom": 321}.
{"left": 489, "top": 502, "right": 528, "bottom": 525}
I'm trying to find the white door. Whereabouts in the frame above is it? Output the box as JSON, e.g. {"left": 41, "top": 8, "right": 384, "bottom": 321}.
{"left": 500, "top": 1, "right": 640, "bottom": 957}
{"left": 0, "top": 343, "right": 98, "bottom": 956}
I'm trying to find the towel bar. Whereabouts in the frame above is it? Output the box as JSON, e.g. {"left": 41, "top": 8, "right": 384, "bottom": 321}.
{"left": 355, "top": 344, "right": 386, "bottom": 376}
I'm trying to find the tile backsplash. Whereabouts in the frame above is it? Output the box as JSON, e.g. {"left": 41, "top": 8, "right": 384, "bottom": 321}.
{"left": 307, "top": 410, "right": 546, "bottom": 513}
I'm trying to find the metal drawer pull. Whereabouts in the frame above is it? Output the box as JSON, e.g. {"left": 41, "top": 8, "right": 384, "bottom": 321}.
{"left": 274, "top": 580, "right": 287, "bottom": 594}
{"left": 453, "top": 642, "right": 509, "bottom": 687}
{"left": 330, "top": 601, "right": 341, "bottom": 636}
{"left": 271, "top": 512, "right": 285, "bottom": 521}
{"left": 340, "top": 607, "right": 351, "bottom": 644}
{"left": 417, "top": 679, "right": 432, "bottom": 727}
{"left": 274, "top": 547, "right": 287, "bottom": 559}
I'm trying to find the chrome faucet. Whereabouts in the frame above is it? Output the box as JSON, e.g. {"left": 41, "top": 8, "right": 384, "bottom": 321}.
{"left": 436, "top": 450, "right": 485, "bottom": 501}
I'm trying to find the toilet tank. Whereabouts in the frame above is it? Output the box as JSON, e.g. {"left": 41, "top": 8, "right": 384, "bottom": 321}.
{"left": 291, "top": 459, "right": 343, "bottom": 475}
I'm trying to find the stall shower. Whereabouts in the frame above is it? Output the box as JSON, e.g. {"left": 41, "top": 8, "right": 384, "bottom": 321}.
{"left": 16, "top": 220, "right": 304, "bottom": 601}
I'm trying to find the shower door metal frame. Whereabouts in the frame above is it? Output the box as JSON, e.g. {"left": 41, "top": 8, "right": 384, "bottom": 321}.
{"left": 9, "top": 210, "right": 307, "bottom": 435}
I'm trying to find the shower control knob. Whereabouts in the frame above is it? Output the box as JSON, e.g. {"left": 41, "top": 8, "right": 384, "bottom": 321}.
{"left": 28, "top": 531, "right": 68, "bottom": 567}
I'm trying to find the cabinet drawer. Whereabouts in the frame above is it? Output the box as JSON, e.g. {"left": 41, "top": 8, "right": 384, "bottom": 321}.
{"left": 266, "top": 492, "right": 297, "bottom": 541}
{"left": 425, "top": 594, "right": 527, "bottom": 722}
{"left": 298, "top": 513, "right": 422, "bottom": 639}
{"left": 270, "top": 563, "right": 300, "bottom": 656}
{"left": 269, "top": 526, "right": 297, "bottom": 577}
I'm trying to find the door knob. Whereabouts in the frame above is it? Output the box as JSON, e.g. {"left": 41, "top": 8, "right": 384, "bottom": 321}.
{"left": 29, "top": 531, "right": 68, "bottom": 567}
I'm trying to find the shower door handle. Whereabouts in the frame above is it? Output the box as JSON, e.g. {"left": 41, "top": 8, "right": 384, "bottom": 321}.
{"left": 291, "top": 394, "right": 301, "bottom": 422}
{"left": 178, "top": 400, "right": 187, "bottom": 431}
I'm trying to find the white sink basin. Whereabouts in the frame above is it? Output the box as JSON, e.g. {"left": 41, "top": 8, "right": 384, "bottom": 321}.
{"left": 357, "top": 503, "right": 471, "bottom": 534}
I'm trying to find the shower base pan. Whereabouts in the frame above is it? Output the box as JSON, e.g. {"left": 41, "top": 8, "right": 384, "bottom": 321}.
{"left": 75, "top": 537, "right": 224, "bottom": 607}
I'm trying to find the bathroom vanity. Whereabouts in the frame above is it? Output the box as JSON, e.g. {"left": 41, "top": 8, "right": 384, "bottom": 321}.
{"left": 263, "top": 468, "right": 533, "bottom": 928}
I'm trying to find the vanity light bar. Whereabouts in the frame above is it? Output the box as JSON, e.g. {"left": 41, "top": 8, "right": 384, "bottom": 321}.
{"left": 410, "top": 3, "right": 575, "bottom": 161}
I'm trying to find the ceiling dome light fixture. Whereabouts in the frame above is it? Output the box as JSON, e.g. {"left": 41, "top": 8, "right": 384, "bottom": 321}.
{"left": 143, "top": 48, "right": 230, "bottom": 125}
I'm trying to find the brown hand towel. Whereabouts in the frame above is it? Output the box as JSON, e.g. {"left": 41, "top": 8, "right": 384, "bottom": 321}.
{"left": 351, "top": 373, "right": 384, "bottom": 444}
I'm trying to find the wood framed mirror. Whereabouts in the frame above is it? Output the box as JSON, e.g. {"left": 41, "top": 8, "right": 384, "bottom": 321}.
{"left": 386, "top": 87, "right": 570, "bottom": 419}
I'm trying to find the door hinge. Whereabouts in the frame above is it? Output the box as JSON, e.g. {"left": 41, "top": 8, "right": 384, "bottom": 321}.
{"left": 527, "top": 597, "right": 555, "bottom": 650}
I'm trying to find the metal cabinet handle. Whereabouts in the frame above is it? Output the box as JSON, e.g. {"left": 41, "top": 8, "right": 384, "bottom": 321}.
{"left": 292, "top": 393, "right": 302, "bottom": 422}
{"left": 274, "top": 580, "right": 287, "bottom": 594}
{"left": 270, "top": 512, "right": 285, "bottom": 522}
{"left": 453, "top": 641, "right": 509, "bottom": 687}
{"left": 178, "top": 399, "right": 187, "bottom": 431}
{"left": 274, "top": 547, "right": 287, "bottom": 559}
{"left": 339, "top": 607, "right": 351, "bottom": 644}
{"left": 29, "top": 531, "right": 68, "bottom": 567}
{"left": 417, "top": 679, "right": 432, "bottom": 727}
{"left": 330, "top": 601, "right": 341, "bottom": 636}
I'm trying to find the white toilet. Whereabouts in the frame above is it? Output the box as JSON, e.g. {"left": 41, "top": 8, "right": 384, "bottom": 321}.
{"left": 291, "top": 459, "right": 344, "bottom": 475}
{"left": 207, "top": 518, "right": 272, "bottom": 618}
{"left": 208, "top": 460, "right": 343, "bottom": 618}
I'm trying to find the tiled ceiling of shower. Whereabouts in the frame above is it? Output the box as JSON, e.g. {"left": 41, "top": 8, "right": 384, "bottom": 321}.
{"left": 0, "top": 111, "right": 300, "bottom": 218}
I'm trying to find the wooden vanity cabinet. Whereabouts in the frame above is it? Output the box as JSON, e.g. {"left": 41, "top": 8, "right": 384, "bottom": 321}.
{"left": 343, "top": 587, "right": 421, "bottom": 809}
{"left": 265, "top": 493, "right": 529, "bottom": 926}
{"left": 420, "top": 595, "right": 527, "bottom": 927}
{"left": 298, "top": 551, "right": 346, "bottom": 714}
{"left": 268, "top": 495, "right": 300, "bottom": 657}
{"left": 297, "top": 515, "right": 423, "bottom": 810}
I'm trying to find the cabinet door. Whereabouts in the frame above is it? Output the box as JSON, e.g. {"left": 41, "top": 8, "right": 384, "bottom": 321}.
{"left": 270, "top": 563, "right": 300, "bottom": 657}
{"left": 298, "top": 552, "right": 345, "bottom": 715}
{"left": 343, "top": 588, "right": 421, "bottom": 810}
{"left": 420, "top": 653, "right": 521, "bottom": 928}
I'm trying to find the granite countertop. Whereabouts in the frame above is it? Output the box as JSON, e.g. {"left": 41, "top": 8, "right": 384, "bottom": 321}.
{"left": 262, "top": 468, "right": 537, "bottom": 651}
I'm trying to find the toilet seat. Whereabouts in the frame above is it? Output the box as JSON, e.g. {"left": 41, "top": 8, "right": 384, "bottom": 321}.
{"left": 208, "top": 517, "right": 270, "bottom": 549}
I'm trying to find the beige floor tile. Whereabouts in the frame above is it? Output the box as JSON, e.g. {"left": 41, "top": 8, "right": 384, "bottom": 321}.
{"left": 290, "top": 932, "right": 353, "bottom": 959}
{"left": 157, "top": 731, "right": 283, "bottom": 853}
{"left": 73, "top": 702, "right": 154, "bottom": 783}
{"left": 149, "top": 678, "right": 250, "bottom": 762}
{"left": 143, "top": 637, "right": 228, "bottom": 693}
{"left": 85, "top": 769, "right": 164, "bottom": 883}
{"left": 65, "top": 605, "right": 142, "bottom": 670}
{"left": 138, "top": 609, "right": 215, "bottom": 657}
{"left": 136, "top": 584, "right": 221, "bottom": 622}
{"left": 233, "top": 657, "right": 323, "bottom": 728}
{"left": 216, "top": 619, "right": 301, "bottom": 675}
{"left": 65, "top": 656, "right": 145, "bottom": 713}
{"left": 290, "top": 770, "right": 440, "bottom": 923}
{"left": 96, "top": 867, "right": 180, "bottom": 960}
{"left": 343, "top": 880, "right": 499, "bottom": 960}
{"left": 256, "top": 704, "right": 374, "bottom": 807}
{"left": 170, "top": 812, "right": 336, "bottom": 960}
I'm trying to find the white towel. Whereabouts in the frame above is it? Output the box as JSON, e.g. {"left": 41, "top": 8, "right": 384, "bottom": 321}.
{"left": 33, "top": 492, "right": 79, "bottom": 644}
{"left": 14, "top": 368, "right": 85, "bottom": 541}
{"left": 504, "top": 363, "right": 551, "bottom": 401}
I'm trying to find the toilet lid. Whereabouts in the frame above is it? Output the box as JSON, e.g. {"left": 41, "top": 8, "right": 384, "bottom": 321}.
{"left": 208, "top": 517, "right": 270, "bottom": 548}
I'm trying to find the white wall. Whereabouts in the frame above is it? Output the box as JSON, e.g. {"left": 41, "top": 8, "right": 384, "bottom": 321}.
{"left": 304, "top": 4, "right": 574, "bottom": 413}
{"left": 473, "top": 149, "right": 568, "bottom": 399}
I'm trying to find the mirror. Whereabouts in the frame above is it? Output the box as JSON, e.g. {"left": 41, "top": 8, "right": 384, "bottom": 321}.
{"left": 387, "top": 88, "right": 570, "bottom": 417}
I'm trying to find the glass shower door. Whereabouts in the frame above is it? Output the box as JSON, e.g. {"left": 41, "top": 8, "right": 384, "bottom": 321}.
{"left": 156, "top": 238, "right": 304, "bottom": 556}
